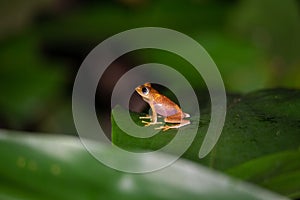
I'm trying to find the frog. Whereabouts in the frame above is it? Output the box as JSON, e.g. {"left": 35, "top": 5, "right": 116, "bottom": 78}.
{"left": 135, "top": 82, "right": 190, "bottom": 131}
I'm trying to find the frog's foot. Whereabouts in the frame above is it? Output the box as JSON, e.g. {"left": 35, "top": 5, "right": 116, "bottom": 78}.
{"left": 155, "top": 122, "right": 190, "bottom": 131}
{"left": 155, "top": 125, "right": 171, "bottom": 131}
{"left": 142, "top": 121, "right": 162, "bottom": 126}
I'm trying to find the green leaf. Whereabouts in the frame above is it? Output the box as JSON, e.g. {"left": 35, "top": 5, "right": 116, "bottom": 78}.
{"left": 226, "top": 150, "right": 300, "bottom": 199}
{"left": 112, "top": 88, "right": 300, "bottom": 198}
{"left": 0, "top": 130, "right": 289, "bottom": 200}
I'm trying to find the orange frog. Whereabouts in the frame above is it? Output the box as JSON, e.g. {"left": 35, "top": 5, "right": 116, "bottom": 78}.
{"left": 135, "top": 82, "right": 190, "bottom": 131}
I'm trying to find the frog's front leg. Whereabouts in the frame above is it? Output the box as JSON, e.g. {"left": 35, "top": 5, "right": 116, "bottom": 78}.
{"left": 155, "top": 112, "right": 190, "bottom": 131}
{"left": 139, "top": 115, "right": 151, "bottom": 119}
{"left": 141, "top": 108, "right": 162, "bottom": 126}
{"left": 139, "top": 115, "right": 162, "bottom": 119}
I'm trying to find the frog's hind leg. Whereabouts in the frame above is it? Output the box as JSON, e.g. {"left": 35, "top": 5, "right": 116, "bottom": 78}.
{"left": 155, "top": 113, "right": 190, "bottom": 131}
{"left": 158, "top": 119, "right": 190, "bottom": 131}
{"left": 183, "top": 112, "right": 190, "bottom": 118}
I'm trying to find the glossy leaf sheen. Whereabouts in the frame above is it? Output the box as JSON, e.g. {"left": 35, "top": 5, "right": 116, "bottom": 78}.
{"left": 0, "top": 130, "right": 289, "bottom": 200}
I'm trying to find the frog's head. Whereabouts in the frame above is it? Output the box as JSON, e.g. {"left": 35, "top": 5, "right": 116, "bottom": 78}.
{"left": 135, "top": 82, "right": 153, "bottom": 100}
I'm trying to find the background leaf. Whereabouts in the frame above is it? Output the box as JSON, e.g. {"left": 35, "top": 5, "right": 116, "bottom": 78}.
{"left": 226, "top": 150, "right": 300, "bottom": 199}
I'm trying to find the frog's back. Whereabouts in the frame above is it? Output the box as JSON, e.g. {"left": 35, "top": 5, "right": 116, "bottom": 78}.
{"left": 153, "top": 95, "right": 182, "bottom": 117}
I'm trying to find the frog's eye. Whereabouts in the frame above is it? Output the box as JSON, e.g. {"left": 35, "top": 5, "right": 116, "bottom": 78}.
{"left": 142, "top": 87, "right": 149, "bottom": 95}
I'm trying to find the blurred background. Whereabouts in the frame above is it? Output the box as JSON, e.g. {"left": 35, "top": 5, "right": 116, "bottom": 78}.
{"left": 0, "top": 0, "right": 300, "bottom": 137}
